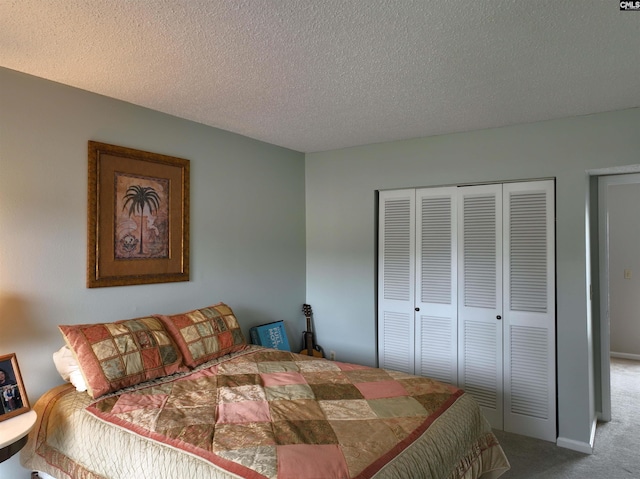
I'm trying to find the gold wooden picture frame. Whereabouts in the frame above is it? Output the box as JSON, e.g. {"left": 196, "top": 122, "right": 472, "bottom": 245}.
{"left": 0, "top": 353, "right": 30, "bottom": 422}
{"left": 87, "top": 141, "right": 190, "bottom": 287}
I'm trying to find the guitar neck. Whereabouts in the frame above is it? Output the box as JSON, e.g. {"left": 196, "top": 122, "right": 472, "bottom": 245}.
{"left": 301, "top": 304, "right": 323, "bottom": 358}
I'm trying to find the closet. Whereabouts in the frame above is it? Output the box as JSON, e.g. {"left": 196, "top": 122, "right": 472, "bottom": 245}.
{"left": 377, "top": 180, "right": 555, "bottom": 442}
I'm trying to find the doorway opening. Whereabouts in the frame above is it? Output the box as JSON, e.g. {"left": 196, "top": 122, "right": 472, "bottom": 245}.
{"left": 595, "top": 172, "right": 640, "bottom": 426}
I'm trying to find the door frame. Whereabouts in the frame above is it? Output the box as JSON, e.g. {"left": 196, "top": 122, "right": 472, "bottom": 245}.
{"left": 597, "top": 171, "right": 640, "bottom": 422}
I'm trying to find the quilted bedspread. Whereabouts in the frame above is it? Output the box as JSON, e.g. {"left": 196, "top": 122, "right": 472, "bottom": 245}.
{"left": 22, "top": 347, "right": 509, "bottom": 479}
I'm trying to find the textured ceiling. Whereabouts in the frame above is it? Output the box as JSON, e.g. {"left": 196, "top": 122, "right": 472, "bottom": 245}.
{"left": 1, "top": 1, "right": 639, "bottom": 153}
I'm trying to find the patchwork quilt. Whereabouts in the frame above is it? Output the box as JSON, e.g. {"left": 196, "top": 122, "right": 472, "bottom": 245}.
{"left": 22, "top": 347, "right": 510, "bottom": 479}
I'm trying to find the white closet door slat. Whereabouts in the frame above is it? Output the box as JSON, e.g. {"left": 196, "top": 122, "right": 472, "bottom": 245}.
{"left": 415, "top": 187, "right": 458, "bottom": 385}
{"left": 420, "top": 196, "right": 453, "bottom": 304}
{"left": 378, "top": 190, "right": 416, "bottom": 373}
{"left": 382, "top": 311, "right": 413, "bottom": 372}
{"left": 503, "top": 180, "right": 556, "bottom": 442}
{"left": 463, "top": 194, "right": 497, "bottom": 309}
{"left": 510, "top": 326, "right": 549, "bottom": 418}
{"left": 458, "top": 184, "right": 503, "bottom": 429}
{"left": 509, "top": 192, "right": 548, "bottom": 313}
{"left": 462, "top": 320, "right": 499, "bottom": 408}
{"left": 418, "top": 314, "right": 456, "bottom": 384}
{"left": 383, "top": 198, "right": 413, "bottom": 301}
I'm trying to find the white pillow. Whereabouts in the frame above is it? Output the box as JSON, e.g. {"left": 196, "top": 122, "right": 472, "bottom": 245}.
{"left": 52, "top": 346, "right": 87, "bottom": 392}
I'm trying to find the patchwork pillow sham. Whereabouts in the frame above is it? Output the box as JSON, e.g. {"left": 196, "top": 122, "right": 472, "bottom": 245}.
{"left": 59, "top": 316, "right": 185, "bottom": 399}
{"left": 157, "top": 302, "right": 247, "bottom": 367}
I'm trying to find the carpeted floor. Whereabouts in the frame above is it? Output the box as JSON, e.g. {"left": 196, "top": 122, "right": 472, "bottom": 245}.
{"left": 493, "top": 358, "right": 640, "bottom": 478}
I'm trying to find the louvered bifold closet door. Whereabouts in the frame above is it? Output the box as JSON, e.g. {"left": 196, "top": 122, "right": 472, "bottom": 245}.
{"left": 378, "top": 190, "right": 416, "bottom": 373}
{"left": 503, "top": 180, "right": 556, "bottom": 442}
{"left": 457, "top": 184, "right": 504, "bottom": 429}
{"left": 415, "top": 187, "right": 458, "bottom": 385}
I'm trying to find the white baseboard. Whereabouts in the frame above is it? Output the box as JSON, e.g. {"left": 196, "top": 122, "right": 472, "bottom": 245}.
{"left": 556, "top": 418, "right": 596, "bottom": 455}
{"left": 610, "top": 351, "right": 640, "bottom": 361}
{"left": 556, "top": 437, "right": 593, "bottom": 454}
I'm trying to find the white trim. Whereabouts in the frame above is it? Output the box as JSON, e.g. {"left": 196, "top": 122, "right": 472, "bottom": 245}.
{"left": 556, "top": 417, "right": 597, "bottom": 455}
{"left": 597, "top": 176, "right": 612, "bottom": 422}
{"left": 611, "top": 351, "right": 640, "bottom": 361}
{"left": 556, "top": 437, "right": 593, "bottom": 454}
{"left": 597, "top": 172, "right": 640, "bottom": 423}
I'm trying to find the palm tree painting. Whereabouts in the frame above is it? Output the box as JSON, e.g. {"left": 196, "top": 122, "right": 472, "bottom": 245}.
{"left": 123, "top": 184, "right": 160, "bottom": 254}
{"left": 115, "top": 173, "right": 169, "bottom": 259}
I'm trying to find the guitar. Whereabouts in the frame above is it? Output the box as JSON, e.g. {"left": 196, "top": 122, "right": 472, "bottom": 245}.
{"left": 299, "top": 304, "right": 324, "bottom": 358}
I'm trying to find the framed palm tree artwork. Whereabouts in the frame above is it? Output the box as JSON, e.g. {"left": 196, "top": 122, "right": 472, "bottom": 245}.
{"left": 87, "top": 141, "right": 190, "bottom": 287}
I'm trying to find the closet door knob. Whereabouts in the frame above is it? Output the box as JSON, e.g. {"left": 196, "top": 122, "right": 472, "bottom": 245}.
{"left": 415, "top": 307, "right": 420, "bottom": 312}
{"left": 496, "top": 315, "right": 502, "bottom": 320}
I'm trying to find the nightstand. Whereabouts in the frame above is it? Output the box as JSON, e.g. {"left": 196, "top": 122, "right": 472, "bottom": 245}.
{"left": 0, "top": 410, "right": 37, "bottom": 463}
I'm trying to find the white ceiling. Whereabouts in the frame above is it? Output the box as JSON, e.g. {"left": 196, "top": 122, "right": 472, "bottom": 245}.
{"left": 1, "top": 1, "right": 639, "bottom": 153}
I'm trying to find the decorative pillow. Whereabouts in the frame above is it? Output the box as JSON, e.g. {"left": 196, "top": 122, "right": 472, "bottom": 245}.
{"left": 52, "top": 345, "right": 88, "bottom": 392}
{"left": 157, "top": 302, "right": 247, "bottom": 367}
{"left": 59, "top": 316, "right": 185, "bottom": 398}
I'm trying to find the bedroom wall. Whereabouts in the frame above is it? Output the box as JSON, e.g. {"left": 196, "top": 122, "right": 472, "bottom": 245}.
{"left": 0, "top": 67, "right": 305, "bottom": 477}
{"left": 607, "top": 180, "right": 640, "bottom": 358}
{"left": 304, "top": 107, "right": 640, "bottom": 452}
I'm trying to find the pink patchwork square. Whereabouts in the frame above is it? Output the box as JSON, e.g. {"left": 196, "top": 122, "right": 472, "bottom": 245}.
{"left": 277, "top": 444, "right": 349, "bottom": 479}
{"left": 183, "top": 366, "right": 218, "bottom": 381}
{"left": 336, "top": 361, "right": 370, "bottom": 371}
{"left": 171, "top": 314, "right": 194, "bottom": 328}
{"left": 82, "top": 324, "right": 112, "bottom": 342}
{"left": 261, "top": 371, "right": 306, "bottom": 387}
{"left": 111, "top": 393, "right": 168, "bottom": 414}
{"left": 217, "top": 400, "right": 271, "bottom": 424}
{"left": 355, "top": 380, "right": 409, "bottom": 399}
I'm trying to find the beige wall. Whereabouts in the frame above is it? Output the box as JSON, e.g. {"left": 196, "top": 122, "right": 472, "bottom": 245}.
{"left": 305, "top": 107, "right": 640, "bottom": 452}
{"left": 0, "top": 67, "right": 306, "bottom": 477}
{"left": 4, "top": 63, "right": 640, "bottom": 475}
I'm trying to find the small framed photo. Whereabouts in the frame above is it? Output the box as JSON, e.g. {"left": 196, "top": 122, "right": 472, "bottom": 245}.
{"left": 0, "top": 353, "right": 30, "bottom": 421}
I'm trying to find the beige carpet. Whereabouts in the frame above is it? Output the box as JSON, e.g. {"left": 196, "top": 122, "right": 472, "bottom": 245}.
{"left": 493, "top": 358, "right": 640, "bottom": 478}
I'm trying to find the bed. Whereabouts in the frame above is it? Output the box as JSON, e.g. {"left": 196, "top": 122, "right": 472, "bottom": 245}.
{"left": 20, "top": 303, "right": 509, "bottom": 479}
